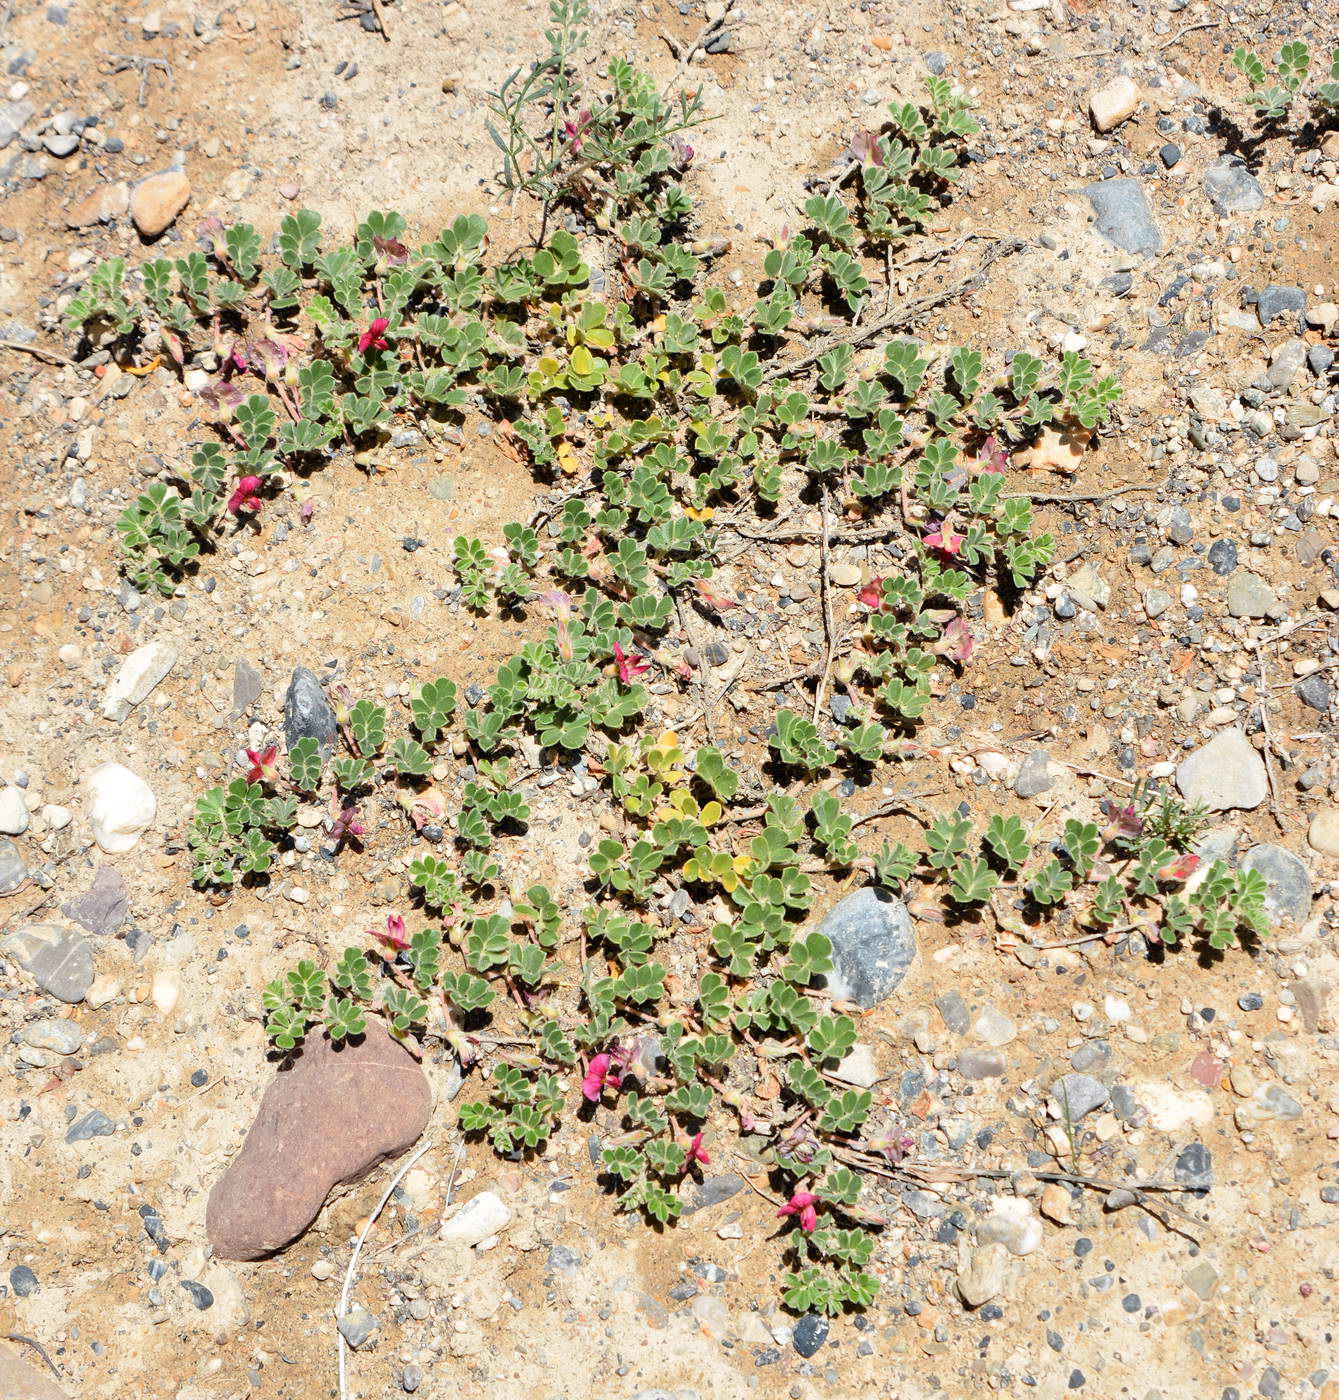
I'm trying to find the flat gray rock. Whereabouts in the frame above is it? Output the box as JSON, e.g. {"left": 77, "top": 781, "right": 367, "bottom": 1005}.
{"left": 1239, "top": 844, "right": 1312, "bottom": 923}
{"left": 1176, "top": 728, "right": 1267, "bottom": 812}
{"left": 1048, "top": 1073, "right": 1108, "bottom": 1120}
{"left": 2, "top": 923, "right": 94, "bottom": 1003}
{"left": 813, "top": 887, "right": 916, "bottom": 1009}
{"left": 1202, "top": 158, "right": 1263, "bottom": 215}
{"left": 62, "top": 866, "right": 129, "bottom": 937}
{"left": 0, "top": 835, "right": 27, "bottom": 894}
{"left": 1084, "top": 178, "right": 1161, "bottom": 256}
{"left": 232, "top": 659, "right": 263, "bottom": 715}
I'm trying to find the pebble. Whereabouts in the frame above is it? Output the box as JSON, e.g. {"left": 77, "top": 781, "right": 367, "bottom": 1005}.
{"left": 66, "top": 1108, "right": 115, "bottom": 1142}
{"left": 973, "top": 1005, "right": 1017, "bottom": 1047}
{"left": 1049, "top": 1073, "right": 1108, "bottom": 1120}
{"left": 1159, "top": 143, "right": 1181, "bottom": 168}
{"left": 1, "top": 922, "right": 95, "bottom": 1002}
{"left": 792, "top": 1313, "right": 828, "bottom": 1357}
{"left": 61, "top": 866, "right": 129, "bottom": 937}
{"left": 179, "top": 1279, "right": 214, "bottom": 1311}
{"left": 21, "top": 1018, "right": 83, "bottom": 1054}
{"left": 1083, "top": 179, "right": 1161, "bottom": 256}
{"left": 9, "top": 1264, "right": 39, "bottom": 1297}
{"left": 0, "top": 836, "right": 28, "bottom": 894}
{"left": 1064, "top": 563, "right": 1110, "bottom": 611}
{"left": 1238, "top": 844, "right": 1312, "bottom": 923}
{"left": 1256, "top": 284, "right": 1306, "bottom": 329}
{"left": 1143, "top": 588, "right": 1171, "bottom": 618}
{"left": 1207, "top": 539, "right": 1238, "bottom": 576}
{"left": 1296, "top": 673, "right": 1332, "bottom": 712}
{"left": 1173, "top": 1143, "right": 1213, "bottom": 1194}
{"left": 811, "top": 887, "right": 916, "bottom": 1009}
{"left": 1235, "top": 1083, "right": 1303, "bottom": 1129}
{"left": 232, "top": 659, "right": 263, "bottom": 715}
{"left": 1203, "top": 158, "right": 1264, "bottom": 215}
{"left": 86, "top": 762, "right": 157, "bottom": 853}
{"left": 338, "top": 1306, "right": 378, "bottom": 1348}
{"left": 1307, "top": 809, "right": 1339, "bottom": 857}
{"left": 102, "top": 640, "right": 177, "bottom": 721}
{"left": 130, "top": 169, "right": 191, "bottom": 238}
{"left": 1225, "top": 571, "right": 1277, "bottom": 619}
{"left": 0, "top": 784, "right": 29, "bottom": 834}
{"left": 1088, "top": 76, "right": 1139, "bottom": 132}
{"left": 956, "top": 1242, "right": 1010, "bottom": 1307}
{"left": 936, "top": 989, "right": 969, "bottom": 1035}
{"left": 958, "top": 1049, "right": 1006, "bottom": 1079}
{"left": 979, "top": 1197, "right": 1042, "bottom": 1256}
{"left": 65, "top": 179, "right": 130, "bottom": 228}
{"left": 682, "top": 1174, "right": 745, "bottom": 1214}
{"left": 829, "top": 562, "right": 862, "bottom": 587}
{"left": 1014, "top": 749, "right": 1055, "bottom": 798}
{"left": 1176, "top": 728, "right": 1267, "bottom": 812}
{"left": 1182, "top": 1261, "right": 1218, "bottom": 1300}
{"left": 284, "top": 667, "right": 339, "bottom": 758}
{"left": 439, "top": 1190, "right": 513, "bottom": 1247}
{"left": 42, "top": 804, "right": 72, "bottom": 830}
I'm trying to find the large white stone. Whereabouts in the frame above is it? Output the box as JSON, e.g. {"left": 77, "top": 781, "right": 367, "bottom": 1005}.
{"left": 1089, "top": 76, "right": 1139, "bottom": 132}
{"left": 0, "top": 786, "right": 29, "bottom": 835}
{"left": 86, "top": 763, "right": 157, "bottom": 853}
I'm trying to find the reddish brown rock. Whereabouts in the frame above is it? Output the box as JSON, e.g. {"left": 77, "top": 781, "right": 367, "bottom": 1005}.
{"left": 130, "top": 169, "right": 190, "bottom": 238}
{"left": 64, "top": 181, "right": 129, "bottom": 229}
{"left": 206, "top": 1023, "right": 431, "bottom": 1260}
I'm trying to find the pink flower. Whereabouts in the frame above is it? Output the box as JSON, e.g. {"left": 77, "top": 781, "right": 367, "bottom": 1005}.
{"left": 923, "top": 519, "right": 963, "bottom": 557}
{"left": 357, "top": 317, "right": 390, "bottom": 353}
{"left": 299, "top": 500, "right": 314, "bottom": 525}
{"left": 930, "top": 615, "right": 974, "bottom": 664}
{"left": 244, "top": 745, "right": 278, "bottom": 784}
{"left": 1156, "top": 853, "right": 1200, "bottom": 883}
{"left": 371, "top": 914, "right": 410, "bottom": 951}
{"left": 976, "top": 434, "right": 1008, "bottom": 475}
{"left": 777, "top": 1190, "right": 819, "bottom": 1233}
{"left": 227, "top": 475, "right": 264, "bottom": 516}
{"left": 563, "top": 108, "right": 592, "bottom": 154}
{"left": 681, "top": 1131, "right": 710, "bottom": 1172}
{"left": 581, "top": 1052, "right": 622, "bottom": 1103}
{"left": 857, "top": 576, "right": 885, "bottom": 609}
{"left": 693, "top": 578, "right": 738, "bottom": 612}
{"left": 613, "top": 642, "right": 650, "bottom": 684}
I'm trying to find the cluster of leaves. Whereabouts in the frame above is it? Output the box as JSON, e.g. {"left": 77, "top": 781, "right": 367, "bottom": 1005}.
{"left": 1233, "top": 41, "right": 1339, "bottom": 122}
{"left": 122, "top": 20, "right": 1269, "bottom": 1321}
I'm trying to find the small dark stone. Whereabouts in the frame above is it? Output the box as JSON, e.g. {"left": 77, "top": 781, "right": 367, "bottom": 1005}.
{"left": 1083, "top": 178, "right": 1161, "bottom": 256}
{"left": 1159, "top": 143, "right": 1181, "bottom": 168}
{"left": 924, "top": 51, "right": 949, "bottom": 74}
{"left": 792, "top": 1313, "right": 829, "bottom": 1358}
{"left": 283, "top": 667, "right": 339, "bottom": 758}
{"left": 401, "top": 1363, "right": 424, "bottom": 1392}
{"left": 682, "top": 1174, "right": 745, "bottom": 1214}
{"left": 1258, "top": 1368, "right": 1281, "bottom": 1399}
{"left": 1070, "top": 1371, "right": 1086, "bottom": 1390}
{"left": 1208, "top": 539, "right": 1238, "bottom": 576}
{"left": 61, "top": 865, "right": 129, "bottom": 937}
{"left": 980, "top": 1303, "right": 1003, "bottom": 1320}
{"left": 1296, "top": 674, "right": 1332, "bottom": 712}
{"left": 1074, "top": 1237, "right": 1093, "bottom": 1257}
{"left": 1238, "top": 993, "right": 1263, "bottom": 1011}
{"left": 1122, "top": 1293, "right": 1141, "bottom": 1313}
{"left": 704, "top": 30, "right": 731, "bottom": 53}
{"left": 1309, "top": 345, "right": 1335, "bottom": 376}
{"left": 180, "top": 1279, "right": 214, "bottom": 1310}
{"left": 1174, "top": 1143, "right": 1213, "bottom": 1195}
{"left": 1256, "top": 284, "right": 1305, "bottom": 329}
{"left": 703, "top": 641, "right": 729, "bottom": 666}
{"left": 9, "top": 1264, "right": 39, "bottom": 1296}
{"left": 65, "top": 1109, "right": 115, "bottom": 1143}
{"left": 190, "top": 1069, "right": 208, "bottom": 1087}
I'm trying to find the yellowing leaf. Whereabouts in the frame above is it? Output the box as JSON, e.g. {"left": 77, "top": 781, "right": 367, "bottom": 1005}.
{"left": 700, "top": 801, "right": 723, "bottom": 827}
{"left": 684, "top": 505, "right": 714, "bottom": 521}
{"left": 570, "top": 344, "right": 595, "bottom": 377}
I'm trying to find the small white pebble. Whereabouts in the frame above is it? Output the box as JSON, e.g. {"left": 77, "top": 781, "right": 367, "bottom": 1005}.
{"left": 1071, "top": 1001, "right": 1094, "bottom": 1022}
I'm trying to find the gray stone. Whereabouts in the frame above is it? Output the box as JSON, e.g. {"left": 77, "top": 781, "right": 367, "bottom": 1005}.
{"left": 1069, "top": 1040, "right": 1110, "bottom": 1072}
{"left": 1239, "top": 844, "right": 1312, "bottom": 923}
{"left": 1226, "top": 571, "right": 1277, "bottom": 618}
{"left": 1173, "top": 1142, "right": 1212, "bottom": 1193}
{"left": 9, "top": 1265, "right": 39, "bottom": 1297}
{"left": 1289, "top": 976, "right": 1330, "bottom": 1033}
{"left": 682, "top": 1174, "right": 745, "bottom": 1214}
{"left": 546, "top": 1244, "right": 581, "bottom": 1276}
{"left": 232, "top": 659, "right": 263, "bottom": 715}
{"left": 0, "top": 100, "right": 35, "bottom": 149}
{"left": 2, "top": 923, "right": 94, "bottom": 1002}
{"left": 338, "top": 1306, "right": 378, "bottom": 1348}
{"left": 1049, "top": 1073, "right": 1108, "bottom": 1120}
{"left": 65, "top": 1109, "right": 115, "bottom": 1142}
{"left": 283, "top": 667, "right": 338, "bottom": 759}
{"left": 813, "top": 887, "right": 916, "bottom": 1009}
{"left": 1257, "top": 284, "right": 1305, "bottom": 329}
{"left": 0, "top": 835, "right": 28, "bottom": 894}
{"left": 21, "top": 1019, "right": 83, "bottom": 1055}
{"left": 1207, "top": 539, "right": 1237, "bottom": 576}
{"left": 958, "top": 1050, "right": 1006, "bottom": 1079}
{"left": 1176, "top": 729, "right": 1267, "bottom": 812}
{"left": 1143, "top": 588, "right": 1172, "bottom": 618}
{"left": 1182, "top": 1261, "right": 1219, "bottom": 1300}
{"left": 1296, "top": 673, "right": 1332, "bottom": 712}
{"left": 1309, "top": 345, "right": 1335, "bottom": 376}
{"left": 1064, "top": 563, "right": 1110, "bottom": 611}
{"left": 1203, "top": 158, "right": 1263, "bottom": 215}
{"left": 1267, "top": 339, "right": 1308, "bottom": 391}
{"left": 935, "top": 989, "right": 969, "bottom": 1035}
{"left": 1236, "top": 1083, "right": 1303, "bottom": 1128}
{"left": 61, "top": 866, "right": 128, "bottom": 937}
{"left": 1014, "top": 749, "right": 1055, "bottom": 799}
{"left": 792, "top": 1313, "right": 828, "bottom": 1357}
{"left": 1084, "top": 179, "right": 1161, "bottom": 256}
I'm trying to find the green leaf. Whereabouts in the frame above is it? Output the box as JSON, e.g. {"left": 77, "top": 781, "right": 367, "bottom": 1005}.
{"left": 288, "top": 736, "right": 322, "bottom": 793}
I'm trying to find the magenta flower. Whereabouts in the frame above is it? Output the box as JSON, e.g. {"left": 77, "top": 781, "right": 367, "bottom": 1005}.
{"left": 227, "top": 475, "right": 264, "bottom": 516}
{"left": 613, "top": 642, "right": 650, "bottom": 684}
{"left": 777, "top": 1190, "right": 819, "bottom": 1233}
{"left": 371, "top": 913, "right": 410, "bottom": 951}
{"left": 857, "top": 576, "right": 885, "bottom": 610}
{"left": 922, "top": 519, "right": 963, "bottom": 557}
{"left": 976, "top": 434, "right": 1008, "bottom": 475}
{"left": 244, "top": 745, "right": 278, "bottom": 784}
{"left": 681, "top": 1131, "right": 710, "bottom": 1172}
{"left": 563, "top": 108, "right": 593, "bottom": 153}
{"left": 357, "top": 317, "right": 390, "bottom": 353}
{"left": 930, "top": 615, "right": 974, "bottom": 664}
{"left": 581, "top": 1052, "right": 622, "bottom": 1103}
